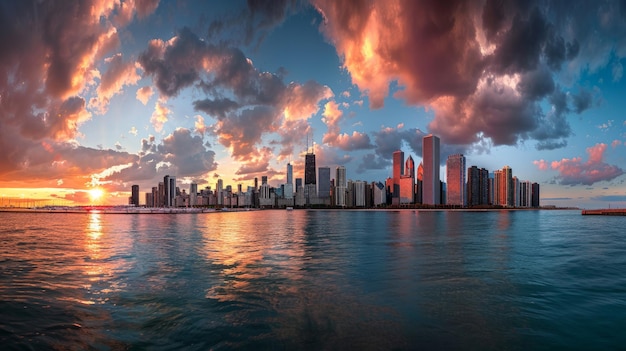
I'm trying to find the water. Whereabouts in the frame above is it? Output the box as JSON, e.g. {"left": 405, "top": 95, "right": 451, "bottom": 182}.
{"left": 1, "top": 210, "right": 625, "bottom": 350}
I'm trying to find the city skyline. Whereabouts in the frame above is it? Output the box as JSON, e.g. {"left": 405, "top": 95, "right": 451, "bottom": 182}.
{"left": 1, "top": 1, "right": 626, "bottom": 209}
{"left": 128, "top": 134, "right": 540, "bottom": 210}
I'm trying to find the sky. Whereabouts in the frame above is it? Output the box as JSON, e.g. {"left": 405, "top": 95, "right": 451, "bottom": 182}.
{"left": 1, "top": 0, "right": 625, "bottom": 209}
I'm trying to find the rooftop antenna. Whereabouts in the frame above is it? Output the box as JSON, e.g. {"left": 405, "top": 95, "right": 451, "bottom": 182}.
{"left": 306, "top": 131, "right": 313, "bottom": 154}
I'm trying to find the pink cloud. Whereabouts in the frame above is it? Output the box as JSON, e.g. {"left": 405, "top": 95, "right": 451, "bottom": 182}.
{"left": 321, "top": 101, "right": 343, "bottom": 144}
{"left": 151, "top": 98, "right": 171, "bottom": 133}
{"left": 333, "top": 131, "right": 373, "bottom": 151}
{"left": 533, "top": 159, "right": 549, "bottom": 171}
{"left": 547, "top": 143, "right": 624, "bottom": 185}
{"left": 136, "top": 86, "right": 155, "bottom": 105}
{"left": 322, "top": 101, "right": 373, "bottom": 151}
{"left": 313, "top": 0, "right": 617, "bottom": 150}
{"left": 611, "top": 140, "right": 622, "bottom": 148}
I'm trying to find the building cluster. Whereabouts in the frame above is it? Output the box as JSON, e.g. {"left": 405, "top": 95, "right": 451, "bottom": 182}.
{"left": 386, "top": 135, "right": 540, "bottom": 208}
{"left": 129, "top": 134, "right": 540, "bottom": 209}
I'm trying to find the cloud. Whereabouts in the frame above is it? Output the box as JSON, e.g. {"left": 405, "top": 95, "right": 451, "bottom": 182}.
{"left": 314, "top": 145, "right": 353, "bottom": 167}
{"left": 322, "top": 101, "right": 373, "bottom": 150}
{"left": 194, "top": 115, "right": 207, "bottom": 135}
{"left": 332, "top": 132, "right": 374, "bottom": 151}
{"left": 129, "top": 127, "right": 138, "bottom": 136}
{"left": 313, "top": 0, "right": 626, "bottom": 149}
{"left": 612, "top": 60, "right": 623, "bottom": 82}
{"left": 139, "top": 26, "right": 333, "bottom": 167}
{"left": 545, "top": 143, "right": 624, "bottom": 185}
{"left": 533, "top": 159, "right": 549, "bottom": 171}
{"left": 100, "top": 127, "right": 217, "bottom": 190}
{"left": 136, "top": 86, "right": 154, "bottom": 105}
{"left": 151, "top": 98, "right": 171, "bottom": 132}
{"left": 215, "top": 106, "right": 279, "bottom": 160}
{"left": 611, "top": 140, "right": 622, "bottom": 148}
{"left": 135, "top": 0, "right": 160, "bottom": 19}
{"left": 590, "top": 195, "right": 626, "bottom": 202}
{"left": 357, "top": 153, "right": 389, "bottom": 173}
{"left": 0, "top": 0, "right": 157, "bottom": 190}
{"left": 193, "top": 98, "right": 239, "bottom": 119}
{"left": 92, "top": 53, "right": 141, "bottom": 113}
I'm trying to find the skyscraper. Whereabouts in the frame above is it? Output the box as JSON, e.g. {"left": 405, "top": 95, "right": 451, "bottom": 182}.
{"left": 151, "top": 186, "right": 158, "bottom": 207}
{"left": 467, "top": 166, "right": 489, "bottom": 207}
{"left": 446, "top": 154, "right": 466, "bottom": 206}
{"left": 503, "top": 166, "right": 513, "bottom": 207}
{"left": 304, "top": 152, "right": 316, "bottom": 200}
{"left": 169, "top": 176, "right": 176, "bottom": 207}
{"left": 392, "top": 150, "right": 404, "bottom": 203}
{"left": 493, "top": 166, "right": 513, "bottom": 207}
{"left": 162, "top": 175, "right": 178, "bottom": 207}
{"left": 531, "top": 182, "right": 540, "bottom": 208}
{"left": 336, "top": 166, "right": 347, "bottom": 207}
{"left": 318, "top": 166, "right": 331, "bottom": 198}
{"left": 190, "top": 183, "right": 198, "bottom": 206}
{"left": 416, "top": 162, "right": 423, "bottom": 204}
{"left": 285, "top": 163, "right": 294, "bottom": 199}
{"left": 158, "top": 182, "right": 164, "bottom": 207}
{"left": 422, "top": 134, "right": 440, "bottom": 205}
{"left": 305, "top": 153, "right": 316, "bottom": 186}
{"left": 400, "top": 155, "right": 415, "bottom": 204}
{"left": 286, "top": 163, "right": 293, "bottom": 187}
{"left": 131, "top": 185, "right": 139, "bottom": 206}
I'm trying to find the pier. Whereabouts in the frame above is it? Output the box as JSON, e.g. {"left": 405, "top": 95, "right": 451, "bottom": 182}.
{"left": 581, "top": 209, "right": 626, "bottom": 216}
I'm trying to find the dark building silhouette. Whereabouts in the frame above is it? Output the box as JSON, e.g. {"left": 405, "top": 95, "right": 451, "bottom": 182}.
{"left": 304, "top": 152, "right": 316, "bottom": 201}
{"left": 532, "top": 182, "right": 540, "bottom": 208}
{"left": 467, "top": 166, "right": 489, "bottom": 206}
{"left": 131, "top": 185, "right": 139, "bottom": 206}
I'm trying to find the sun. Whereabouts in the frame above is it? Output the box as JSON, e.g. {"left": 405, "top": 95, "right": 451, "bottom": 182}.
{"left": 88, "top": 188, "right": 104, "bottom": 202}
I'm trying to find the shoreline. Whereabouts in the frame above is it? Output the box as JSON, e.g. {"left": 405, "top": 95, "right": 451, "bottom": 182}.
{"left": 0, "top": 206, "right": 579, "bottom": 214}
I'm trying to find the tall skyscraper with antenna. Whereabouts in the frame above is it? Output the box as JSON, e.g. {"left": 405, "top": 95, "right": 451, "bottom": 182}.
{"left": 304, "top": 134, "right": 316, "bottom": 201}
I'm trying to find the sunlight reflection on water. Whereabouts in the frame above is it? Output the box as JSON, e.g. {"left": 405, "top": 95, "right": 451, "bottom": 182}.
{"left": 1, "top": 210, "right": 625, "bottom": 350}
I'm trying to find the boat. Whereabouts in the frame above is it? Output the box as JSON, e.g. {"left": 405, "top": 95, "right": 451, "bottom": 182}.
{"left": 286, "top": 207, "right": 294, "bottom": 211}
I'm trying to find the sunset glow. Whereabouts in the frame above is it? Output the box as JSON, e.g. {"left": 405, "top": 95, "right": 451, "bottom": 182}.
{"left": 1, "top": 1, "right": 626, "bottom": 209}
{"left": 88, "top": 188, "right": 105, "bottom": 203}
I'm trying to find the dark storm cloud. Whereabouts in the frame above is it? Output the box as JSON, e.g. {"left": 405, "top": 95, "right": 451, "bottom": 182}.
{"left": 493, "top": 7, "right": 548, "bottom": 74}
{"left": 245, "top": 0, "right": 298, "bottom": 44}
{"left": 518, "top": 65, "right": 555, "bottom": 100}
{"left": 193, "top": 98, "right": 240, "bottom": 120}
{"left": 314, "top": 0, "right": 626, "bottom": 151}
{"left": 572, "top": 89, "right": 593, "bottom": 114}
{"left": 138, "top": 27, "right": 207, "bottom": 97}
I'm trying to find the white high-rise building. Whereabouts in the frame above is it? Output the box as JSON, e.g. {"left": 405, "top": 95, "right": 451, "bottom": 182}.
{"left": 336, "top": 166, "right": 347, "bottom": 207}
{"left": 285, "top": 163, "right": 294, "bottom": 199}
{"left": 190, "top": 183, "right": 198, "bottom": 206}
{"left": 422, "top": 134, "right": 440, "bottom": 205}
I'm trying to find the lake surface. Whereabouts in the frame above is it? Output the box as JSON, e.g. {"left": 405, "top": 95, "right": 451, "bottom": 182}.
{"left": 1, "top": 209, "right": 625, "bottom": 350}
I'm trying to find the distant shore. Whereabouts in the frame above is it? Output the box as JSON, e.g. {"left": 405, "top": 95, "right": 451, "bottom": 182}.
{"left": 0, "top": 206, "right": 581, "bottom": 214}
{"left": 0, "top": 206, "right": 253, "bottom": 214}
